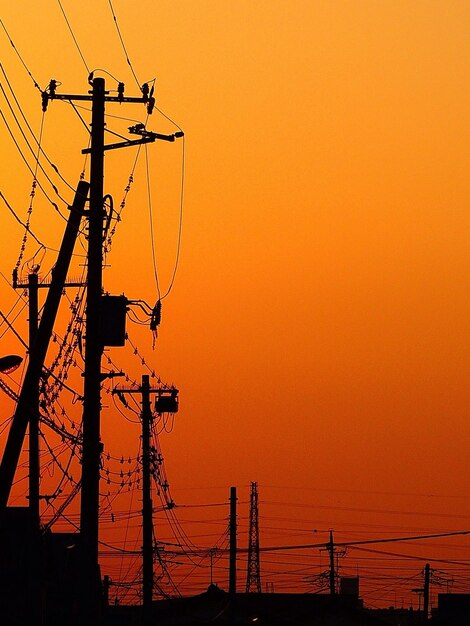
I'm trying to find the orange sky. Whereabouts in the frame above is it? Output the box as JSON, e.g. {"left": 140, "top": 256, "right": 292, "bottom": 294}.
{"left": 0, "top": 0, "right": 469, "bottom": 609}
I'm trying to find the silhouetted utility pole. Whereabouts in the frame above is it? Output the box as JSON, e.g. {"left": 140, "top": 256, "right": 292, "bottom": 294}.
{"left": 77, "top": 76, "right": 107, "bottom": 626}
{"left": 103, "top": 575, "right": 110, "bottom": 609}
{"left": 113, "top": 376, "right": 179, "bottom": 626}
{"left": 209, "top": 548, "right": 217, "bottom": 585}
{"left": 25, "top": 270, "right": 41, "bottom": 626}
{"left": 27, "top": 271, "right": 40, "bottom": 527}
{"left": 142, "top": 376, "right": 153, "bottom": 621}
{"left": 423, "top": 563, "right": 430, "bottom": 622}
{"left": 0, "top": 180, "right": 89, "bottom": 511}
{"left": 229, "top": 486, "right": 237, "bottom": 596}
{"left": 41, "top": 75, "right": 182, "bottom": 626}
{"left": 246, "top": 481, "right": 261, "bottom": 592}
{"left": 328, "top": 530, "right": 336, "bottom": 595}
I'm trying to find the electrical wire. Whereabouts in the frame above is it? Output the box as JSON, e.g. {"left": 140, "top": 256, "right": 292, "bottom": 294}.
{"left": 162, "top": 133, "right": 184, "bottom": 300}
{"left": 0, "top": 89, "right": 73, "bottom": 207}
{"left": 145, "top": 143, "right": 160, "bottom": 299}
{"left": 0, "top": 106, "right": 67, "bottom": 220}
{"left": 142, "top": 107, "right": 185, "bottom": 302}
{"left": 108, "top": 0, "right": 141, "bottom": 89}
{"left": 0, "top": 18, "right": 42, "bottom": 91}
{"left": 57, "top": 0, "right": 90, "bottom": 74}
{"left": 0, "top": 63, "right": 75, "bottom": 192}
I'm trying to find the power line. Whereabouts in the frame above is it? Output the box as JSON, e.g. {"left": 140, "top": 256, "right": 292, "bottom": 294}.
{"left": 161, "top": 133, "right": 185, "bottom": 300}
{"left": 145, "top": 143, "right": 160, "bottom": 299}
{"left": 57, "top": 0, "right": 90, "bottom": 74}
{"left": 350, "top": 545, "right": 470, "bottom": 567}
{"left": 0, "top": 105, "right": 67, "bottom": 220}
{"left": 0, "top": 18, "right": 42, "bottom": 91}
{"left": 108, "top": 0, "right": 140, "bottom": 89}
{"left": 222, "top": 529, "right": 470, "bottom": 555}
{"left": 142, "top": 114, "right": 185, "bottom": 301}
{"left": 262, "top": 500, "right": 470, "bottom": 520}
{"left": 0, "top": 63, "right": 75, "bottom": 192}
{"left": 0, "top": 191, "right": 46, "bottom": 248}
{"left": 0, "top": 84, "right": 72, "bottom": 205}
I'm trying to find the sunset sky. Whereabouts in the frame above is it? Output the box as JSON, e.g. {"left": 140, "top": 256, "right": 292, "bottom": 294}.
{"left": 0, "top": 0, "right": 469, "bottom": 608}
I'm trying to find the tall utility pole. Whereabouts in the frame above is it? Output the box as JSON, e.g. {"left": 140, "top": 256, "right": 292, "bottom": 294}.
{"left": 113, "top": 377, "right": 179, "bottom": 625}
{"left": 27, "top": 271, "right": 40, "bottom": 527}
{"left": 142, "top": 375, "right": 154, "bottom": 624}
{"left": 229, "top": 486, "right": 237, "bottom": 596}
{"left": 11, "top": 263, "right": 86, "bottom": 525}
{"left": 41, "top": 76, "right": 182, "bottom": 626}
{"left": 26, "top": 270, "right": 40, "bottom": 626}
{"left": 0, "top": 180, "right": 89, "bottom": 511}
{"left": 80, "top": 77, "right": 106, "bottom": 626}
{"left": 246, "top": 481, "right": 261, "bottom": 593}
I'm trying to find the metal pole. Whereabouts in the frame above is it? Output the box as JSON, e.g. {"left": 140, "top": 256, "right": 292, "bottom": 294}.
{"left": 229, "top": 486, "right": 237, "bottom": 596}
{"left": 80, "top": 76, "right": 106, "bottom": 626}
{"left": 141, "top": 375, "right": 154, "bottom": 623}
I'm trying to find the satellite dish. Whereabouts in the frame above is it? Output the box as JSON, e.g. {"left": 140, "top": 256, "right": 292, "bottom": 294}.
{"left": 0, "top": 354, "right": 23, "bottom": 374}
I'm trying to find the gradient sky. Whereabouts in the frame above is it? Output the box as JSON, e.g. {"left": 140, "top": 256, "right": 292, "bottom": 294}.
{"left": 0, "top": 0, "right": 469, "bottom": 608}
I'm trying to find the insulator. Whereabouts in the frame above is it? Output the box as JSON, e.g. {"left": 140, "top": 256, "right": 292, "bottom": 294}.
{"left": 41, "top": 91, "right": 49, "bottom": 112}
{"left": 141, "top": 82, "right": 149, "bottom": 101}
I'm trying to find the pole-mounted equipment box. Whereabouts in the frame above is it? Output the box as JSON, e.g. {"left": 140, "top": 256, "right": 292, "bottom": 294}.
{"left": 154, "top": 388, "right": 179, "bottom": 414}
{"left": 100, "top": 295, "right": 128, "bottom": 346}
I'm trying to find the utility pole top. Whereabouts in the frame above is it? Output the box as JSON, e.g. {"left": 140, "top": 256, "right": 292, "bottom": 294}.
{"left": 42, "top": 75, "right": 156, "bottom": 112}
{"left": 41, "top": 77, "right": 184, "bottom": 154}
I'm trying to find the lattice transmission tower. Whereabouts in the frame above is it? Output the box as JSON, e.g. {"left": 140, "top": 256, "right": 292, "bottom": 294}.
{"left": 246, "top": 481, "right": 261, "bottom": 592}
